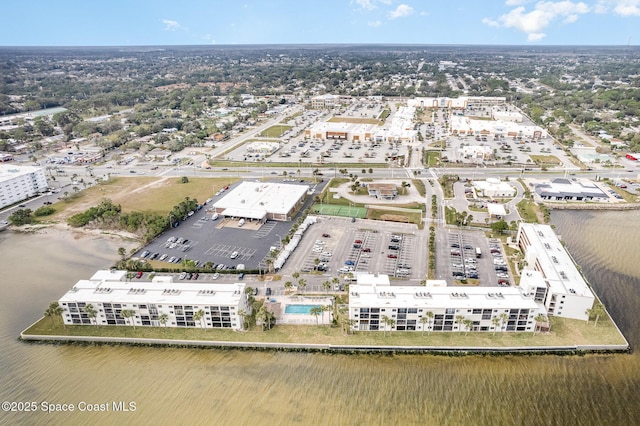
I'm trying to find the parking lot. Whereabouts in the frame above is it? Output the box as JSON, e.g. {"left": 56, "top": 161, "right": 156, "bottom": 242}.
{"left": 438, "top": 230, "right": 512, "bottom": 287}
{"left": 135, "top": 180, "right": 311, "bottom": 273}
{"left": 282, "top": 217, "right": 427, "bottom": 282}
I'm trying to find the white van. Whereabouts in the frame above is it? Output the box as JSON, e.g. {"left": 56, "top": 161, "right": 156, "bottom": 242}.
{"left": 211, "top": 213, "right": 219, "bottom": 220}
{"left": 238, "top": 218, "right": 245, "bottom": 227}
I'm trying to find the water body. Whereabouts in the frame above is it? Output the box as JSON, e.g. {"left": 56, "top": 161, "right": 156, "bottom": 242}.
{"left": 0, "top": 212, "right": 639, "bottom": 425}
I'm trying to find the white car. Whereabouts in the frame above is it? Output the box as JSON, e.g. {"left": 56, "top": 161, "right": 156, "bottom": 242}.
{"left": 230, "top": 251, "right": 239, "bottom": 259}
{"left": 212, "top": 272, "right": 220, "bottom": 280}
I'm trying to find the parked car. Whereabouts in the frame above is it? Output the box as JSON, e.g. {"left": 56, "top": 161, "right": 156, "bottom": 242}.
{"left": 387, "top": 254, "right": 397, "bottom": 259}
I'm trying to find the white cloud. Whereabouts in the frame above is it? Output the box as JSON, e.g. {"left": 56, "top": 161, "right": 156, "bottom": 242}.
{"left": 368, "top": 20, "right": 382, "bottom": 27}
{"left": 528, "top": 32, "right": 547, "bottom": 41}
{"left": 483, "top": 1, "right": 589, "bottom": 40}
{"left": 353, "top": 0, "right": 377, "bottom": 11}
{"left": 595, "top": 0, "right": 640, "bottom": 15}
{"left": 613, "top": 0, "right": 640, "bottom": 16}
{"left": 388, "top": 4, "right": 415, "bottom": 19}
{"left": 162, "top": 19, "right": 181, "bottom": 31}
{"left": 505, "top": 0, "right": 531, "bottom": 5}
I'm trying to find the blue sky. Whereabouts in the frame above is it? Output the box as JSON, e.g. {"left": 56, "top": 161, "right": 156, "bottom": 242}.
{"left": 1, "top": 0, "right": 639, "bottom": 46}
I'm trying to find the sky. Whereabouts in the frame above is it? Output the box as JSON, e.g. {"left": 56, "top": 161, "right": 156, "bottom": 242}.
{"left": 1, "top": 0, "right": 639, "bottom": 46}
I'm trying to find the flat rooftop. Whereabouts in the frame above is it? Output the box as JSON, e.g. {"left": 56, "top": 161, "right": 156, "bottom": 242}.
{"left": 349, "top": 283, "right": 539, "bottom": 311}
{"left": 213, "top": 181, "right": 308, "bottom": 216}
{"left": 60, "top": 273, "right": 246, "bottom": 306}
{"left": 0, "top": 164, "right": 44, "bottom": 183}
{"left": 519, "top": 223, "right": 593, "bottom": 297}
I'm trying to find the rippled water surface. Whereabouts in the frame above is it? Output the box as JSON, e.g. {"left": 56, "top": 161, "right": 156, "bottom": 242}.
{"left": 1, "top": 213, "right": 639, "bottom": 425}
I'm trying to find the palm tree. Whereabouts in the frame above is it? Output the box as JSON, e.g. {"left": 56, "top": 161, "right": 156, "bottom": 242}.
{"left": 534, "top": 314, "right": 548, "bottom": 335}
{"left": 193, "top": 309, "right": 206, "bottom": 330}
{"left": 257, "top": 306, "right": 274, "bottom": 331}
{"left": 237, "top": 309, "right": 247, "bottom": 330}
{"left": 463, "top": 319, "right": 473, "bottom": 335}
{"left": 491, "top": 317, "right": 501, "bottom": 335}
{"left": 297, "top": 278, "right": 307, "bottom": 293}
{"left": 117, "top": 247, "right": 126, "bottom": 260}
{"left": 586, "top": 301, "right": 606, "bottom": 327}
{"left": 424, "top": 311, "right": 434, "bottom": 335}
{"left": 321, "top": 304, "right": 332, "bottom": 324}
{"left": 455, "top": 315, "right": 466, "bottom": 334}
{"left": 419, "top": 316, "right": 429, "bottom": 337}
{"left": 120, "top": 309, "right": 136, "bottom": 329}
{"left": 331, "top": 277, "right": 340, "bottom": 292}
{"left": 158, "top": 313, "right": 169, "bottom": 327}
{"left": 84, "top": 303, "right": 98, "bottom": 328}
{"left": 284, "top": 281, "right": 294, "bottom": 294}
{"left": 310, "top": 306, "right": 322, "bottom": 325}
{"left": 44, "top": 301, "right": 64, "bottom": 327}
{"left": 499, "top": 313, "right": 509, "bottom": 332}
{"left": 322, "top": 280, "right": 331, "bottom": 294}
{"left": 292, "top": 271, "right": 300, "bottom": 282}
{"left": 401, "top": 181, "right": 411, "bottom": 195}
{"left": 382, "top": 315, "right": 396, "bottom": 336}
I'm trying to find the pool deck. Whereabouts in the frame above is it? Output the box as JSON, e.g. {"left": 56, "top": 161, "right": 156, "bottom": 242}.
{"left": 266, "top": 295, "right": 334, "bottom": 325}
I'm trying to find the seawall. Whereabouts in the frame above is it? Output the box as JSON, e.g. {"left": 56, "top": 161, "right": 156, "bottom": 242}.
{"left": 19, "top": 333, "right": 631, "bottom": 355}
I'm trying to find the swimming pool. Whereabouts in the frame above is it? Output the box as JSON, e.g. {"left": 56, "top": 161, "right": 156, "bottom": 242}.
{"left": 284, "top": 304, "right": 321, "bottom": 314}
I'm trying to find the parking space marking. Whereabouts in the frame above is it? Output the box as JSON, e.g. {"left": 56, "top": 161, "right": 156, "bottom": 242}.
{"left": 254, "top": 221, "right": 276, "bottom": 238}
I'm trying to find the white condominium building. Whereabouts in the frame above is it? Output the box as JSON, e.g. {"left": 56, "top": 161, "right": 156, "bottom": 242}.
{"left": 58, "top": 270, "right": 249, "bottom": 330}
{"left": 0, "top": 164, "right": 48, "bottom": 209}
{"left": 349, "top": 275, "right": 541, "bottom": 333}
{"left": 517, "top": 223, "right": 595, "bottom": 321}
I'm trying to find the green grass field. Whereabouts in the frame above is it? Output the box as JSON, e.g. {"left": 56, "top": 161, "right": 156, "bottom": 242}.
{"left": 23, "top": 312, "right": 627, "bottom": 348}
{"left": 312, "top": 204, "right": 367, "bottom": 218}
{"left": 259, "top": 125, "right": 292, "bottom": 138}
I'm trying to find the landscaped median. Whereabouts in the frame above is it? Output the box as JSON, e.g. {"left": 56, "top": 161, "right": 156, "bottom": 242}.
{"left": 20, "top": 314, "right": 630, "bottom": 355}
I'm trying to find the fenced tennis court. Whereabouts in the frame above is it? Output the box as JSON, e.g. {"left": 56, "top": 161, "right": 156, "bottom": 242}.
{"left": 312, "top": 204, "right": 367, "bottom": 218}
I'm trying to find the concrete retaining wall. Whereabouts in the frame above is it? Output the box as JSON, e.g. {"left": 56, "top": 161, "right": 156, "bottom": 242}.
{"left": 19, "top": 333, "right": 631, "bottom": 354}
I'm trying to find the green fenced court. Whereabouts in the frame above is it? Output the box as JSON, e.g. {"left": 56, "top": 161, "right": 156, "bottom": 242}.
{"left": 312, "top": 204, "right": 367, "bottom": 218}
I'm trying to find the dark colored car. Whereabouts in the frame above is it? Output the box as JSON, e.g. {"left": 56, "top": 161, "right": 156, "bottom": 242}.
{"left": 266, "top": 287, "right": 272, "bottom": 296}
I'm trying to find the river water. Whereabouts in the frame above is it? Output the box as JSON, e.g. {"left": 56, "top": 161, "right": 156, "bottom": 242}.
{"left": 0, "top": 212, "right": 639, "bottom": 425}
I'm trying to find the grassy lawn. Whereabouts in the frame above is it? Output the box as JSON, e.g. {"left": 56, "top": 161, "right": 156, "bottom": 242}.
{"left": 412, "top": 179, "right": 427, "bottom": 197}
{"left": 367, "top": 208, "right": 423, "bottom": 227}
{"left": 516, "top": 199, "right": 542, "bottom": 224}
{"left": 529, "top": 154, "right": 562, "bottom": 166}
{"left": 259, "top": 125, "right": 292, "bottom": 138}
{"left": 424, "top": 150, "right": 441, "bottom": 166}
{"left": 50, "top": 177, "right": 238, "bottom": 219}
{"left": 24, "top": 313, "right": 627, "bottom": 348}
{"left": 327, "top": 117, "right": 383, "bottom": 125}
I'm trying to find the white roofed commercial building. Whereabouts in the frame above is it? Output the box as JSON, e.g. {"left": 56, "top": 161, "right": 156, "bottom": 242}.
{"left": 533, "top": 178, "right": 608, "bottom": 202}
{"left": 449, "top": 115, "right": 547, "bottom": 139}
{"left": 212, "top": 181, "right": 308, "bottom": 222}
{"left": 349, "top": 274, "right": 541, "bottom": 333}
{"left": 0, "top": 164, "right": 48, "bottom": 209}
{"left": 473, "top": 178, "right": 516, "bottom": 198}
{"left": 310, "top": 94, "right": 340, "bottom": 109}
{"left": 305, "top": 120, "right": 417, "bottom": 143}
{"left": 407, "top": 96, "right": 506, "bottom": 109}
{"left": 58, "top": 270, "right": 249, "bottom": 330}
{"left": 516, "top": 223, "right": 595, "bottom": 321}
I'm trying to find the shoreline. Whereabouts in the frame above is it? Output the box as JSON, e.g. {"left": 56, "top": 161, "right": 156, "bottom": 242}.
{"left": 19, "top": 332, "right": 631, "bottom": 356}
